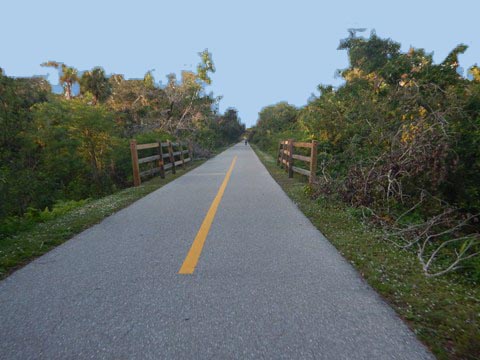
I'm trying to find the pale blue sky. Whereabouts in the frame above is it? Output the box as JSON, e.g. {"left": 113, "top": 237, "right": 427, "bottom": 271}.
{"left": 1, "top": 0, "right": 479, "bottom": 126}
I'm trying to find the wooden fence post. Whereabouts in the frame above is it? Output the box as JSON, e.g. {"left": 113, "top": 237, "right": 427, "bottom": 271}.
{"left": 309, "top": 140, "right": 318, "bottom": 184}
{"left": 188, "top": 141, "right": 194, "bottom": 160}
{"left": 158, "top": 141, "right": 165, "bottom": 179}
{"left": 130, "top": 139, "right": 141, "bottom": 187}
{"left": 288, "top": 139, "right": 294, "bottom": 178}
{"left": 281, "top": 142, "right": 286, "bottom": 169}
{"left": 167, "top": 140, "right": 176, "bottom": 174}
{"left": 284, "top": 140, "right": 290, "bottom": 175}
{"left": 179, "top": 143, "right": 186, "bottom": 168}
{"left": 277, "top": 141, "right": 282, "bottom": 165}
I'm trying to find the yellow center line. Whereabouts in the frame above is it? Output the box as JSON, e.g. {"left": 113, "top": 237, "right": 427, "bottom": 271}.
{"left": 178, "top": 156, "right": 238, "bottom": 275}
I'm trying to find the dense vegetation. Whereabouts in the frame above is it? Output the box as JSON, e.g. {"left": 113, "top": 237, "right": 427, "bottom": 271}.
{"left": 0, "top": 50, "right": 244, "bottom": 235}
{"left": 251, "top": 31, "right": 480, "bottom": 279}
{"left": 254, "top": 147, "right": 479, "bottom": 360}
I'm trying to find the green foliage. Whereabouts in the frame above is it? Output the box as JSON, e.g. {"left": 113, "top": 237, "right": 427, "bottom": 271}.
{"left": 213, "top": 108, "right": 245, "bottom": 144}
{"left": 261, "top": 31, "right": 480, "bottom": 216}
{"left": 195, "top": 127, "right": 221, "bottom": 150}
{"left": 0, "top": 199, "right": 88, "bottom": 238}
{"left": 31, "top": 98, "right": 120, "bottom": 199}
{"left": 191, "top": 109, "right": 245, "bottom": 150}
{"left": 0, "top": 73, "right": 51, "bottom": 218}
{"left": 338, "top": 30, "right": 401, "bottom": 75}
{"left": 107, "top": 74, "right": 170, "bottom": 133}
{"left": 133, "top": 129, "right": 171, "bottom": 144}
{"left": 196, "top": 49, "right": 215, "bottom": 85}
{"left": 253, "top": 31, "right": 480, "bottom": 280}
{"left": 251, "top": 102, "right": 300, "bottom": 151}
{"left": 143, "top": 70, "right": 155, "bottom": 89}
{"left": 256, "top": 102, "right": 298, "bottom": 133}
{"left": 1, "top": 50, "right": 242, "bottom": 231}
{"left": 80, "top": 67, "right": 112, "bottom": 104}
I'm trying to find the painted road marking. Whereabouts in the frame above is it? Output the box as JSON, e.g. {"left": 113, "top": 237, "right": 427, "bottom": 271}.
{"left": 178, "top": 156, "right": 238, "bottom": 274}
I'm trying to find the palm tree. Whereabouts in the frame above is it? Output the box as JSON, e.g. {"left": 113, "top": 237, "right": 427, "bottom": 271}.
{"left": 41, "top": 61, "right": 78, "bottom": 99}
{"left": 80, "top": 67, "right": 111, "bottom": 104}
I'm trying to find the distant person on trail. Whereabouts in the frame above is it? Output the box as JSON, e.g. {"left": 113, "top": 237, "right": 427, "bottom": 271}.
{"left": 244, "top": 138, "right": 248, "bottom": 146}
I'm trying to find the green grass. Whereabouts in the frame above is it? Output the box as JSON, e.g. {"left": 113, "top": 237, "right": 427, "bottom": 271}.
{"left": 253, "top": 145, "right": 480, "bottom": 360}
{"left": 0, "top": 161, "right": 205, "bottom": 279}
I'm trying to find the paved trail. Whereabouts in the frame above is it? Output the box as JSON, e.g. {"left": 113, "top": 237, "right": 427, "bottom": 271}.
{"left": 0, "top": 144, "right": 433, "bottom": 359}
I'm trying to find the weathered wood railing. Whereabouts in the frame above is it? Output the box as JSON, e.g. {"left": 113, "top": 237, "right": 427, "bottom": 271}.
{"left": 130, "top": 140, "right": 193, "bottom": 187}
{"left": 277, "top": 139, "right": 318, "bottom": 184}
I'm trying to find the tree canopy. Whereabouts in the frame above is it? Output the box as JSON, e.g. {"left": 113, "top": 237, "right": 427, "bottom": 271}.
{"left": 0, "top": 50, "right": 244, "bottom": 223}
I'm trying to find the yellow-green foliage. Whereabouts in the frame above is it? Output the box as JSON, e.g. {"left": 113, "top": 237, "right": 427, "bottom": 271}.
{"left": 252, "top": 31, "right": 480, "bottom": 281}
{"left": 0, "top": 50, "right": 242, "bottom": 222}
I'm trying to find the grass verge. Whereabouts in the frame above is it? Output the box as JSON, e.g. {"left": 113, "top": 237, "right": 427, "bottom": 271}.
{"left": 253, "top": 145, "right": 479, "bottom": 360}
{"left": 0, "top": 160, "right": 205, "bottom": 280}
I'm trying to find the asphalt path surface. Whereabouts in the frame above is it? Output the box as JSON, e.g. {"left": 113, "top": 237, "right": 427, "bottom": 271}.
{"left": 0, "top": 144, "right": 433, "bottom": 359}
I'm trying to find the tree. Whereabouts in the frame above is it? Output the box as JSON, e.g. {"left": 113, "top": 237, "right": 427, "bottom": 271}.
{"left": 143, "top": 70, "right": 155, "bottom": 89}
{"left": 469, "top": 65, "right": 480, "bottom": 82}
{"left": 80, "top": 67, "right": 112, "bottom": 104}
{"left": 216, "top": 108, "right": 245, "bottom": 143}
{"left": 338, "top": 30, "right": 401, "bottom": 75}
{"left": 162, "top": 50, "right": 218, "bottom": 135}
{"left": 197, "top": 49, "right": 215, "bottom": 85}
{"left": 107, "top": 74, "right": 169, "bottom": 132}
{"left": 0, "top": 72, "right": 50, "bottom": 217}
{"left": 32, "top": 98, "right": 119, "bottom": 194}
{"left": 41, "top": 61, "right": 78, "bottom": 99}
{"left": 257, "top": 102, "right": 298, "bottom": 133}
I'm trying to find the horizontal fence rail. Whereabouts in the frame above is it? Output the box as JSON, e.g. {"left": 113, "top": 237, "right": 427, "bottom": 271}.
{"left": 277, "top": 139, "right": 318, "bottom": 184}
{"left": 130, "top": 140, "right": 193, "bottom": 187}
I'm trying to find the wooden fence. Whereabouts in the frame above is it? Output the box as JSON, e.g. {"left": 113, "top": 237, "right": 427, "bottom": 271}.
{"left": 277, "top": 139, "right": 318, "bottom": 184}
{"left": 130, "top": 140, "right": 193, "bottom": 187}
